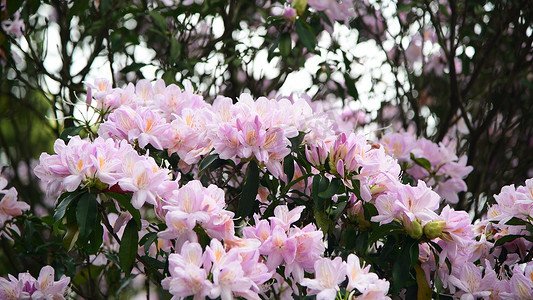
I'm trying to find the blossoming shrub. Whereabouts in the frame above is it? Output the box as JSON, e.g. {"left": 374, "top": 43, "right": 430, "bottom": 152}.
{"left": 0, "top": 78, "right": 530, "bottom": 299}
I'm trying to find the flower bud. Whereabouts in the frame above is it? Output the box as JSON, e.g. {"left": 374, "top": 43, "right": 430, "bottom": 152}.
{"left": 283, "top": 7, "right": 297, "bottom": 21}
{"left": 423, "top": 220, "right": 446, "bottom": 240}
{"left": 403, "top": 217, "right": 423, "bottom": 240}
{"left": 291, "top": 0, "right": 308, "bottom": 16}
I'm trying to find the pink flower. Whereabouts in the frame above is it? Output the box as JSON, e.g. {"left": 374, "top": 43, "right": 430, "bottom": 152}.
{"left": 439, "top": 205, "right": 474, "bottom": 247}
{"left": 0, "top": 266, "right": 70, "bottom": 300}
{"left": 300, "top": 257, "right": 347, "bottom": 300}
{"left": 162, "top": 241, "right": 213, "bottom": 299}
{"left": 260, "top": 225, "right": 297, "bottom": 270}
{"left": 447, "top": 262, "right": 493, "bottom": 300}
{"left": 1, "top": 11, "right": 25, "bottom": 39}
{"left": 0, "top": 177, "right": 29, "bottom": 226}
{"left": 118, "top": 158, "right": 169, "bottom": 208}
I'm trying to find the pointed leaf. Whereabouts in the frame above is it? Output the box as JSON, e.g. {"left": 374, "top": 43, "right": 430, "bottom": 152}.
{"left": 107, "top": 192, "right": 141, "bottom": 230}
{"left": 295, "top": 20, "right": 317, "bottom": 52}
{"left": 119, "top": 219, "right": 139, "bottom": 277}
{"left": 283, "top": 154, "right": 295, "bottom": 183}
{"left": 76, "top": 193, "right": 98, "bottom": 242}
{"left": 238, "top": 161, "right": 260, "bottom": 218}
{"left": 199, "top": 154, "right": 218, "bottom": 172}
{"left": 54, "top": 190, "right": 84, "bottom": 223}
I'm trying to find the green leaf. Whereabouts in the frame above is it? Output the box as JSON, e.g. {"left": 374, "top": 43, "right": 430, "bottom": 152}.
{"left": 314, "top": 209, "right": 331, "bottom": 234}
{"left": 106, "top": 192, "right": 141, "bottom": 230}
{"left": 289, "top": 132, "right": 306, "bottom": 151}
{"left": 415, "top": 264, "right": 432, "bottom": 300}
{"left": 140, "top": 232, "right": 158, "bottom": 255}
{"left": 410, "top": 153, "right": 432, "bottom": 172}
{"left": 76, "top": 192, "right": 98, "bottom": 242}
{"left": 6, "top": 0, "right": 23, "bottom": 15}
{"left": 267, "top": 36, "right": 280, "bottom": 62}
{"left": 63, "top": 223, "right": 79, "bottom": 251}
{"left": 493, "top": 234, "right": 525, "bottom": 247}
{"left": 169, "top": 38, "right": 182, "bottom": 64}
{"left": 54, "top": 190, "right": 84, "bottom": 223}
{"left": 344, "top": 226, "right": 357, "bottom": 249}
{"left": 73, "top": 265, "right": 105, "bottom": 285}
{"left": 238, "top": 160, "right": 260, "bottom": 218}
{"left": 279, "top": 33, "right": 292, "bottom": 57}
{"left": 332, "top": 201, "right": 347, "bottom": 220}
{"left": 318, "top": 177, "right": 343, "bottom": 199}
{"left": 149, "top": 11, "right": 167, "bottom": 33}
{"left": 199, "top": 154, "right": 218, "bottom": 172}
{"left": 343, "top": 74, "right": 359, "bottom": 101}
{"left": 162, "top": 70, "right": 177, "bottom": 85}
{"left": 283, "top": 154, "right": 295, "bottom": 183}
{"left": 392, "top": 238, "right": 416, "bottom": 293}
{"left": 86, "top": 222, "right": 103, "bottom": 255}
{"left": 120, "top": 63, "right": 146, "bottom": 73}
{"left": 312, "top": 174, "right": 328, "bottom": 208}
{"left": 59, "top": 126, "right": 84, "bottom": 142}
{"left": 295, "top": 20, "right": 317, "bottom": 52}
{"left": 119, "top": 219, "right": 139, "bottom": 277}
{"left": 280, "top": 173, "right": 314, "bottom": 195}
{"left": 505, "top": 217, "right": 527, "bottom": 226}
{"left": 140, "top": 255, "right": 165, "bottom": 270}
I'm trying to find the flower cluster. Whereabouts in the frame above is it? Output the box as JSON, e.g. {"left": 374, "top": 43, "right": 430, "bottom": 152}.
{"left": 380, "top": 132, "right": 473, "bottom": 204}
{"left": 30, "top": 78, "right": 533, "bottom": 299}
{"left": 158, "top": 180, "right": 235, "bottom": 250}
{"left": 34, "top": 136, "right": 171, "bottom": 208}
{"left": 301, "top": 254, "right": 390, "bottom": 300}
{"left": 242, "top": 205, "right": 324, "bottom": 281}
{"left": 162, "top": 240, "right": 270, "bottom": 300}
{"left": 0, "top": 265, "right": 70, "bottom": 300}
{"left": 90, "top": 79, "right": 328, "bottom": 177}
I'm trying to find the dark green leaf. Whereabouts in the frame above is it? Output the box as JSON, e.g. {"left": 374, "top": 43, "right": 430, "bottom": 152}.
{"left": 140, "top": 232, "right": 158, "bottom": 255}
{"left": 86, "top": 222, "right": 103, "bottom": 255}
{"left": 63, "top": 223, "right": 79, "bottom": 251}
{"left": 106, "top": 192, "right": 141, "bottom": 230}
{"left": 295, "top": 20, "right": 317, "bottom": 52}
{"left": 268, "top": 37, "right": 280, "bottom": 62}
{"left": 355, "top": 231, "right": 369, "bottom": 254}
{"left": 493, "top": 234, "right": 525, "bottom": 247}
{"left": 312, "top": 174, "right": 329, "bottom": 208}
{"left": 410, "top": 153, "right": 432, "bottom": 172}
{"left": 289, "top": 132, "right": 306, "bottom": 151}
{"left": 73, "top": 265, "right": 105, "bottom": 285}
{"left": 149, "top": 11, "right": 167, "bottom": 33}
{"left": 119, "top": 219, "right": 139, "bottom": 277}
{"left": 76, "top": 192, "right": 98, "bottom": 242}
{"left": 6, "top": 0, "right": 23, "bottom": 15}
{"left": 332, "top": 201, "right": 347, "bottom": 220}
{"left": 314, "top": 209, "right": 331, "bottom": 234}
{"left": 279, "top": 33, "right": 292, "bottom": 57}
{"left": 238, "top": 160, "right": 260, "bottom": 218}
{"left": 54, "top": 190, "right": 84, "bottom": 223}
{"left": 59, "top": 126, "right": 84, "bottom": 142}
{"left": 283, "top": 154, "right": 295, "bottom": 183}
{"left": 344, "top": 226, "right": 357, "bottom": 249}
{"left": 170, "top": 38, "right": 182, "bottom": 64}
{"left": 505, "top": 217, "right": 527, "bottom": 226}
{"left": 343, "top": 74, "right": 359, "bottom": 101}
{"left": 392, "top": 239, "right": 414, "bottom": 293}
{"left": 281, "top": 173, "right": 314, "bottom": 195}
{"left": 199, "top": 154, "right": 218, "bottom": 172}
{"left": 120, "top": 63, "right": 146, "bottom": 73}
{"left": 318, "top": 177, "right": 343, "bottom": 199}
{"left": 140, "top": 255, "right": 165, "bottom": 270}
